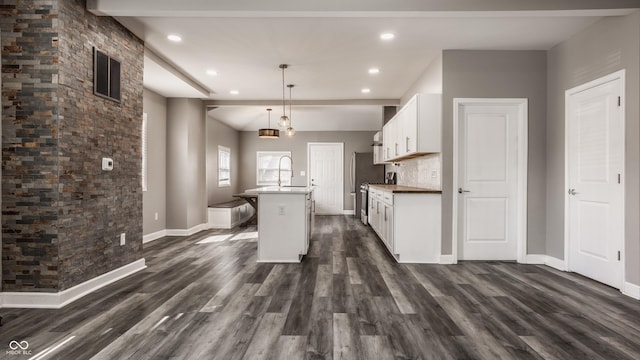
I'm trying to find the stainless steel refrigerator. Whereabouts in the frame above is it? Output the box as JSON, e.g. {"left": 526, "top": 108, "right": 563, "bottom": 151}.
{"left": 349, "top": 152, "right": 385, "bottom": 218}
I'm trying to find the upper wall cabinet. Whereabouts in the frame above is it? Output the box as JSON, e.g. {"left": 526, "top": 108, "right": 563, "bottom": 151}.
{"left": 383, "top": 93, "right": 441, "bottom": 162}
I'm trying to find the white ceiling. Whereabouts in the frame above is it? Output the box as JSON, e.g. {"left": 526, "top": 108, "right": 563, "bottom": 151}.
{"left": 95, "top": 2, "right": 638, "bottom": 131}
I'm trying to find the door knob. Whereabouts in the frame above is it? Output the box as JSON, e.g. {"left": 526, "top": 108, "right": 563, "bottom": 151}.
{"left": 458, "top": 188, "right": 470, "bottom": 194}
{"left": 568, "top": 188, "right": 579, "bottom": 195}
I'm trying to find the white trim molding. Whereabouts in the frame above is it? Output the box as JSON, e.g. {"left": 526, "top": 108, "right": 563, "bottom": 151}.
{"left": 143, "top": 229, "right": 167, "bottom": 244}
{"left": 623, "top": 282, "right": 640, "bottom": 300}
{"left": 1, "top": 259, "right": 146, "bottom": 309}
{"left": 525, "top": 254, "right": 567, "bottom": 271}
{"left": 439, "top": 254, "right": 455, "bottom": 264}
{"left": 166, "top": 223, "right": 208, "bottom": 237}
{"left": 342, "top": 210, "right": 355, "bottom": 215}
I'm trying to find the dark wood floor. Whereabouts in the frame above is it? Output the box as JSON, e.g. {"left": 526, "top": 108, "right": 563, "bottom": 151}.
{"left": 1, "top": 215, "right": 640, "bottom": 359}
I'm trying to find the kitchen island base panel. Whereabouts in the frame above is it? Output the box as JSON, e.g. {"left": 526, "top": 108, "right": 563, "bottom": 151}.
{"left": 255, "top": 189, "right": 314, "bottom": 263}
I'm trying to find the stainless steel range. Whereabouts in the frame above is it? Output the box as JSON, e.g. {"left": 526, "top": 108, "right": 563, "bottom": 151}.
{"left": 360, "top": 183, "right": 369, "bottom": 224}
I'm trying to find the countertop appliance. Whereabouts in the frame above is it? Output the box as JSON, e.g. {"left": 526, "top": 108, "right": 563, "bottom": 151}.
{"left": 386, "top": 172, "right": 397, "bottom": 185}
{"left": 350, "top": 152, "right": 385, "bottom": 223}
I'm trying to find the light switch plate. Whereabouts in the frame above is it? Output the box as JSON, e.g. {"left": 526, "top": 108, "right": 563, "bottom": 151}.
{"left": 102, "top": 157, "right": 114, "bottom": 171}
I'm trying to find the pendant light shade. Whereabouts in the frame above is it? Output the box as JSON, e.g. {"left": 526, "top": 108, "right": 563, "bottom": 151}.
{"left": 278, "top": 64, "right": 291, "bottom": 128}
{"left": 258, "top": 108, "right": 279, "bottom": 139}
{"left": 286, "top": 84, "right": 296, "bottom": 137}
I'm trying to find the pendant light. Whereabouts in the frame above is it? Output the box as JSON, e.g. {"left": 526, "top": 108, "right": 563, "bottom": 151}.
{"left": 258, "top": 108, "right": 279, "bottom": 139}
{"left": 278, "top": 64, "right": 291, "bottom": 128}
{"left": 286, "top": 84, "right": 296, "bottom": 137}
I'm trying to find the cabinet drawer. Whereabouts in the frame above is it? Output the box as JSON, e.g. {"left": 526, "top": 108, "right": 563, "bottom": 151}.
{"left": 382, "top": 192, "right": 393, "bottom": 204}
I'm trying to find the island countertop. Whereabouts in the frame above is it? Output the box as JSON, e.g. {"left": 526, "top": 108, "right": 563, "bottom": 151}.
{"left": 245, "top": 186, "right": 314, "bottom": 194}
{"left": 368, "top": 184, "right": 442, "bottom": 194}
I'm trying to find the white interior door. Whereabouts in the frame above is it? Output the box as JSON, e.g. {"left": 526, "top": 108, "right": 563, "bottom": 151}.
{"left": 308, "top": 143, "right": 343, "bottom": 215}
{"left": 456, "top": 100, "right": 526, "bottom": 260}
{"left": 566, "top": 72, "right": 624, "bottom": 289}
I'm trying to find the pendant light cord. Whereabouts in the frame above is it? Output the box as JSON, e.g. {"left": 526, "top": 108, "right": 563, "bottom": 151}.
{"left": 282, "top": 66, "right": 286, "bottom": 117}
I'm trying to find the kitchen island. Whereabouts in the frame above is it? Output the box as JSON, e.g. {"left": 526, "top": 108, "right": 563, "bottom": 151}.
{"left": 245, "top": 186, "right": 314, "bottom": 262}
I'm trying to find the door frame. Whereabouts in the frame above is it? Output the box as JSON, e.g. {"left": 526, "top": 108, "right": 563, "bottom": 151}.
{"left": 563, "top": 70, "right": 626, "bottom": 286}
{"left": 307, "top": 142, "right": 344, "bottom": 215}
{"left": 452, "top": 98, "right": 529, "bottom": 264}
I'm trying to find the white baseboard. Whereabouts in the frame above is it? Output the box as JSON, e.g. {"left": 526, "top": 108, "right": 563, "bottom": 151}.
{"left": 342, "top": 210, "right": 355, "bottom": 215}
{"left": 166, "top": 223, "right": 208, "bottom": 237}
{"left": 544, "top": 255, "right": 567, "bottom": 271}
{"left": 524, "top": 254, "right": 567, "bottom": 271}
{"left": 524, "top": 254, "right": 546, "bottom": 264}
{"left": 623, "top": 282, "right": 640, "bottom": 300}
{"left": 439, "top": 254, "right": 455, "bottom": 264}
{"left": 1, "top": 258, "right": 146, "bottom": 309}
{"left": 143, "top": 229, "right": 167, "bottom": 244}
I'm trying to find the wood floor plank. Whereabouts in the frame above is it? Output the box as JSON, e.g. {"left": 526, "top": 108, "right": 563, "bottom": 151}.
{"left": 333, "top": 313, "right": 363, "bottom": 360}
{"left": 360, "top": 335, "right": 395, "bottom": 360}
{"left": 242, "top": 313, "right": 286, "bottom": 360}
{"left": 269, "top": 335, "right": 307, "bottom": 360}
{"left": 305, "top": 296, "right": 333, "bottom": 359}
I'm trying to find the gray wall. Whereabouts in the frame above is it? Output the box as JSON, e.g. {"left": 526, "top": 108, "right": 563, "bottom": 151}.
{"left": 238, "top": 131, "right": 376, "bottom": 211}
{"left": 207, "top": 115, "right": 241, "bottom": 205}
{"left": 401, "top": 54, "right": 443, "bottom": 105}
{"left": 166, "top": 98, "right": 207, "bottom": 230}
{"left": 143, "top": 89, "right": 167, "bottom": 236}
{"left": 547, "top": 12, "right": 640, "bottom": 285}
{"left": 441, "top": 50, "right": 548, "bottom": 255}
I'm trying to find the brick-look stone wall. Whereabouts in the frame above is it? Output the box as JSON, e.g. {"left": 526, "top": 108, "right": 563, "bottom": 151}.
{"left": 1, "top": 0, "right": 61, "bottom": 292}
{"left": 1, "top": 0, "right": 144, "bottom": 292}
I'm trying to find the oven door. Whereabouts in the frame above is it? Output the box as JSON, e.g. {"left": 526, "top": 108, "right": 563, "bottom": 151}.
{"left": 360, "top": 187, "right": 368, "bottom": 225}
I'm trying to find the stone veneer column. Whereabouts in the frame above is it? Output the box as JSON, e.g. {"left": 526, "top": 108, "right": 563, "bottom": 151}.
{"left": 1, "top": 0, "right": 144, "bottom": 293}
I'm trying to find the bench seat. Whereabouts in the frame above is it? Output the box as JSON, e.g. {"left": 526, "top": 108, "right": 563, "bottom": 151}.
{"left": 207, "top": 200, "right": 255, "bottom": 229}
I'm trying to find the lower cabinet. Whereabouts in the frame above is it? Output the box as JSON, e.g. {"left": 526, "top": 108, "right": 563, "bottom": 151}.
{"left": 369, "top": 189, "right": 441, "bottom": 263}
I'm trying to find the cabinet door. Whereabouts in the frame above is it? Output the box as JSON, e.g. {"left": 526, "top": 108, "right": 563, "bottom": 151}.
{"left": 390, "top": 113, "right": 400, "bottom": 159}
{"left": 368, "top": 194, "right": 375, "bottom": 226}
{"left": 383, "top": 122, "right": 392, "bottom": 161}
{"left": 384, "top": 203, "right": 394, "bottom": 252}
{"left": 403, "top": 96, "right": 418, "bottom": 155}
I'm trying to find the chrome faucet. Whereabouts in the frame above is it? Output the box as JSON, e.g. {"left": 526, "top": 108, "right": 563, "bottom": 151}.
{"left": 278, "top": 155, "right": 293, "bottom": 187}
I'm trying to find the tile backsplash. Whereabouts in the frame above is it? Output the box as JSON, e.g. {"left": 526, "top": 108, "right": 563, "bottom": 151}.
{"left": 386, "top": 153, "right": 441, "bottom": 189}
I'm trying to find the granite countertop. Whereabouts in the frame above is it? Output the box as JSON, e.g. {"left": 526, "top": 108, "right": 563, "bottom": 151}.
{"left": 368, "top": 184, "right": 442, "bottom": 194}
{"left": 245, "top": 186, "right": 314, "bottom": 194}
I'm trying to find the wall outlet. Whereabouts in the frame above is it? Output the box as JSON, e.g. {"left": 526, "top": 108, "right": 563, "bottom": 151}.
{"left": 120, "top": 233, "right": 126, "bottom": 246}
{"left": 278, "top": 205, "right": 286, "bottom": 215}
{"left": 154, "top": 212, "right": 158, "bottom": 221}
{"left": 431, "top": 170, "right": 438, "bottom": 179}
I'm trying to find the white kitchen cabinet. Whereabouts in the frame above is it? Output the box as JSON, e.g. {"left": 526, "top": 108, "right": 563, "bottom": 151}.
{"left": 373, "top": 131, "right": 387, "bottom": 165}
{"left": 382, "top": 116, "right": 398, "bottom": 162}
{"left": 368, "top": 185, "right": 441, "bottom": 263}
{"left": 383, "top": 93, "right": 441, "bottom": 161}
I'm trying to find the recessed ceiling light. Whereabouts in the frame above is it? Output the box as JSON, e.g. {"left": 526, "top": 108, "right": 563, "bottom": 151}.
{"left": 361, "top": 88, "right": 371, "bottom": 94}
{"left": 368, "top": 68, "right": 380, "bottom": 74}
{"left": 229, "top": 90, "right": 239, "bottom": 95}
{"left": 380, "top": 33, "right": 395, "bottom": 40}
{"left": 206, "top": 70, "right": 218, "bottom": 76}
{"left": 167, "top": 34, "right": 182, "bottom": 42}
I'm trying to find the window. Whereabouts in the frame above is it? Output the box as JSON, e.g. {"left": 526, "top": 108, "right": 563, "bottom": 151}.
{"left": 93, "top": 47, "right": 121, "bottom": 102}
{"left": 218, "top": 146, "right": 231, "bottom": 187}
{"left": 257, "top": 151, "right": 292, "bottom": 186}
{"left": 142, "top": 113, "right": 148, "bottom": 191}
